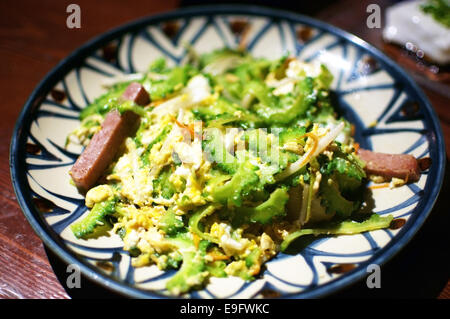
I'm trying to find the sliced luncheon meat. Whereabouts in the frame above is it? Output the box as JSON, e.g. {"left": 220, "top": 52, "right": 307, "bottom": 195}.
{"left": 70, "top": 109, "right": 140, "bottom": 193}
{"left": 357, "top": 148, "right": 421, "bottom": 182}
{"left": 121, "top": 82, "right": 150, "bottom": 106}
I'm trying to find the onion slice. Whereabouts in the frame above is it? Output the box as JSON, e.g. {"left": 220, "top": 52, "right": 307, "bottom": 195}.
{"left": 150, "top": 75, "right": 211, "bottom": 117}
{"left": 275, "top": 122, "right": 345, "bottom": 181}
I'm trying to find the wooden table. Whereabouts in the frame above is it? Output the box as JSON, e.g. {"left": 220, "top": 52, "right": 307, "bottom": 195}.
{"left": 0, "top": 0, "right": 448, "bottom": 299}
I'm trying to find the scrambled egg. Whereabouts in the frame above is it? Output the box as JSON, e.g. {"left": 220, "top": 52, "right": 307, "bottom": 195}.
{"left": 108, "top": 138, "right": 154, "bottom": 206}
{"left": 85, "top": 185, "right": 114, "bottom": 208}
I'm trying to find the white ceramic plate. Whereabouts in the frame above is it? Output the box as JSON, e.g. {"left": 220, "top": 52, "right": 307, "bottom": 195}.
{"left": 10, "top": 6, "right": 445, "bottom": 298}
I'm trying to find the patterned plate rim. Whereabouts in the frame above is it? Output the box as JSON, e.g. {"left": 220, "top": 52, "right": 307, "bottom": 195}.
{"left": 9, "top": 5, "right": 446, "bottom": 299}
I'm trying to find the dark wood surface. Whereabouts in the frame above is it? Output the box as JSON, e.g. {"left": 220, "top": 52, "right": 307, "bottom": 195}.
{"left": 0, "top": 0, "right": 448, "bottom": 299}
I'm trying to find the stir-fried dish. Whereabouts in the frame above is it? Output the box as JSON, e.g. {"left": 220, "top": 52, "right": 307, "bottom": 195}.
{"left": 67, "top": 48, "right": 422, "bottom": 295}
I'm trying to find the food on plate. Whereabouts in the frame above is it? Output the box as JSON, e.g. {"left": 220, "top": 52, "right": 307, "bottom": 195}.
{"left": 66, "top": 48, "right": 423, "bottom": 295}
{"left": 70, "top": 109, "right": 140, "bottom": 193}
{"left": 121, "top": 82, "right": 151, "bottom": 106}
{"left": 357, "top": 149, "right": 421, "bottom": 182}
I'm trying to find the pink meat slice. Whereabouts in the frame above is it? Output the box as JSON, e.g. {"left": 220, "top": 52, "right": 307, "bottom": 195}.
{"left": 70, "top": 109, "right": 140, "bottom": 193}
{"left": 121, "top": 82, "right": 150, "bottom": 106}
{"left": 357, "top": 148, "right": 421, "bottom": 182}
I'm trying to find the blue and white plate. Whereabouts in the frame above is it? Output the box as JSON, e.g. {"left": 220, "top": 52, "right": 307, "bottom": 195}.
{"left": 10, "top": 6, "right": 445, "bottom": 298}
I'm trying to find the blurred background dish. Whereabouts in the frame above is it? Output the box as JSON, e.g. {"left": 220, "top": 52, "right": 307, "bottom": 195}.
{"left": 381, "top": 0, "right": 450, "bottom": 99}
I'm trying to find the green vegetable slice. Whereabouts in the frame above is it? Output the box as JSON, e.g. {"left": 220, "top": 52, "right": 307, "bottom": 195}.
{"left": 188, "top": 205, "right": 220, "bottom": 243}
{"left": 165, "top": 236, "right": 209, "bottom": 295}
{"left": 153, "top": 166, "right": 177, "bottom": 199}
{"left": 159, "top": 207, "right": 185, "bottom": 236}
{"left": 71, "top": 199, "right": 117, "bottom": 239}
{"left": 140, "top": 124, "right": 172, "bottom": 166}
{"left": 211, "top": 160, "right": 259, "bottom": 207}
{"left": 280, "top": 214, "right": 394, "bottom": 251}
{"left": 233, "top": 187, "right": 289, "bottom": 225}
{"left": 254, "top": 77, "right": 315, "bottom": 125}
{"left": 320, "top": 178, "right": 357, "bottom": 219}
